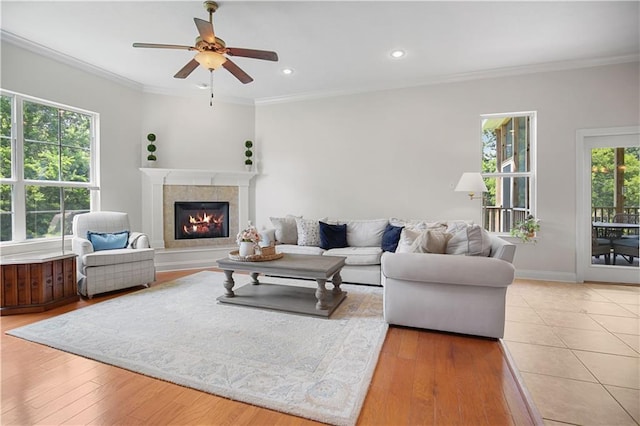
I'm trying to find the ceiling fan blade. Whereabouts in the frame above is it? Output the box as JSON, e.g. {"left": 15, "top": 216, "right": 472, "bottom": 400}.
{"left": 133, "top": 43, "right": 195, "bottom": 51}
{"left": 222, "top": 59, "right": 253, "bottom": 84}
{"left": 194, "top": 18, "right": 215, "bottom": 43}
{"left": 226, "top": 48, "right": 279, "bottom": 61}
{"left": 174, "top": 59, "right": 200, "bottom": 79}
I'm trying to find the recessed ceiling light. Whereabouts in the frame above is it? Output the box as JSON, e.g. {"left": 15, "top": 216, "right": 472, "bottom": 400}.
{"left": 282, "top": 68, "right": 294, "bottom": 75}
{"left": 196, "top": 83, "right": 209, "bottom": 89}
{"left": 390, "top": 49, "right": 406, "bottom": 59}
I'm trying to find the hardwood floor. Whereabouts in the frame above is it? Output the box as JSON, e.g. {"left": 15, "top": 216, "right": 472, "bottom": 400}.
{"left": 1, "top": 269, "right": 538, "bottom": 425}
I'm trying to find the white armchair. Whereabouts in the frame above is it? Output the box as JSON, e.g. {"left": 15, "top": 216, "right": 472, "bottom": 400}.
{"left": 72, "top": 211, "right": 155, "bottom": 298}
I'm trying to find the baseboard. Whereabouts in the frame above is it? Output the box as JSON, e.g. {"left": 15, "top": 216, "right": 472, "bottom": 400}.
{"left": 154, "top": 246, "right": 234, "bottom": 272}
{"left": 515, "top": 269, "right": 577, "bottom": 283}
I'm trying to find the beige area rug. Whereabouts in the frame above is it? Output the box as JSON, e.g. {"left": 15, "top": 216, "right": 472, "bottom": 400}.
{"left": 6, "top": 271, "right": 387, "bottom": 426}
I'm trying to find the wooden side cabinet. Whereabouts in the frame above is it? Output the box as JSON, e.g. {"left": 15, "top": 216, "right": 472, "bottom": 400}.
{"left": 0, "top": 253, "right": 78, "bottom": 316}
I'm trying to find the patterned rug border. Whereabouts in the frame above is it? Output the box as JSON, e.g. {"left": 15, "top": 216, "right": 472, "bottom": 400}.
{"left": 6, "top": 271, "right": 388, "bottom": 426}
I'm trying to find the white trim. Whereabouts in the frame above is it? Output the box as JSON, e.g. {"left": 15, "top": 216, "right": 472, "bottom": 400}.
{"left": 575, "top": 126, "right": 640, "bottom": 284}
{"left": 3, "top": 29, "right": 637, "bottom": 107}
{"left": 1, "top": 30, "right": 143, "bottom": 92}
{"left": 255, "top": 55, "right": 640, "bottom": 106}
{"left": 515, "top": 269, "right": 577, "bottom": 283}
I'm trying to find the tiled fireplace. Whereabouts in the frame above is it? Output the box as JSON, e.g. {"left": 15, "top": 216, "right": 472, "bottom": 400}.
{"left": 140, "top": 168, "right": 257, "bottom": 249}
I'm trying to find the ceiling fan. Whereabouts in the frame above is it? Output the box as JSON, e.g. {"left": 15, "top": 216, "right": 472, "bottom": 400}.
{"left": 132, "top": 1, "right": 278, "bottom": 85}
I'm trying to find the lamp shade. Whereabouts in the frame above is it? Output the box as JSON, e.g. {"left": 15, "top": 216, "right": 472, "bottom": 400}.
{"left": 455, "top": 172, "right": 488, "bottom": 193}
{"left": 195, "top": 51, "right": 227, "bottom": 70}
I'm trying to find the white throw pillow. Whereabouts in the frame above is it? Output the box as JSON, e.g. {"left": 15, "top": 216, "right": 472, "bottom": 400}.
{"left": 295, "top": 217, "right": 323, "bottom": 247}
{"left": 446, "top": 224, "right": 492, "bottom": 256}
{"left": 410, "top": 229, "right": 452, "bottom": 254}
{"left": 270, "top": 215, "right": 300, "bottom": 244}
{"left": 395, "top": 228, "right": 422, "bottom": 253}
{"left": 341, "top": 219, "right": 389, "bottom": 247}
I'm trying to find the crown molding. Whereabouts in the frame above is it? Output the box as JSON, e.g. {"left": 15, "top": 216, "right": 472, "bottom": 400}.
{"left": 254, "top": 54, "right": 640, "bottom": 106}
{"left": 1, "top": 30, "right": 144, "bottom": 92}
{"left": 3, "top": 29, "right": 636, "bottom": 108}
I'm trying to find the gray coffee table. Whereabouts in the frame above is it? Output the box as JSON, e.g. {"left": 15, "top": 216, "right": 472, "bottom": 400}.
{"left": 215, "top": 253, "right": 347, "bottom": 317}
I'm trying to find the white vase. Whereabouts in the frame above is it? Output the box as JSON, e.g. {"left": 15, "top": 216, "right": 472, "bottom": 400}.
{"left": 239, "top": 241, "right": 255, "bottom": 257}
{"left": 146, "top": 160, "right": 157, "bottom": 168}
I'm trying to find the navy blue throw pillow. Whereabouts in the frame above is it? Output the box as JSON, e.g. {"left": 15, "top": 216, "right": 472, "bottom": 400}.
{"left": 381, "top": 224, "right": 404, "bottom": 252}
{"left": 319, "top": 222, "right": 348, "bottom": 250}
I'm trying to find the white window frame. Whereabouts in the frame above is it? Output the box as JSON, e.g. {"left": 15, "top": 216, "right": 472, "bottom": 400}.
{"left": 480, "top": 111, "right": 537, "bottom": 235}
{"left": 0, "top": 89, "right": 100, "bottom": 244}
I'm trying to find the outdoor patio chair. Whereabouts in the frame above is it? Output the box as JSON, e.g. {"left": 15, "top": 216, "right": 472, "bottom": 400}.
{"left": 592, "top": 228, "right": 612, "bottom": 265}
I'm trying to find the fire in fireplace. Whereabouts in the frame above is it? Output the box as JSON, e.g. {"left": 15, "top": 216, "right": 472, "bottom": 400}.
{"left": 174, "top": 201, "right": 229, "bottom": 240}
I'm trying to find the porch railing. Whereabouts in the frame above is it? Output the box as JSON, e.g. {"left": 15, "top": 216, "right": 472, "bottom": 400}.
{"left": 484, "top": 206, "right": 640, "bottom": 233}
{"left": 592, "top": 207, "right": 640, "bottom": 222}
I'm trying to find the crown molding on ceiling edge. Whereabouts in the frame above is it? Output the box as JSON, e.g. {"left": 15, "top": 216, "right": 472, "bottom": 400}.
{"left": 3, "top": 30, "right": 637, "bottom": 108}
{"left": 254, "top": 53, "right": 640, "bottom": 106}
{"left": 1, "top": 30, "right": 144, "bottom": 92}
{"left": 1, "top": 30, "right": 254, "bottom": 106}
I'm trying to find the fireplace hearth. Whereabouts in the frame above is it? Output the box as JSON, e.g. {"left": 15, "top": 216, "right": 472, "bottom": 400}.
{"left": 175, "top": 201, "right": 229, "bottom": 240}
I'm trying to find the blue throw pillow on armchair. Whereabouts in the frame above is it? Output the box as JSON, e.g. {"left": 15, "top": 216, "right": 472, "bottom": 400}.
{"left": 319, "top": 222, "right": 348, "bottom": 250}
{"left": 381, "top": 224, "right": 404, "bottom": 252}
{"left": 87, "top": 230, "right": 130, "bottom": 251}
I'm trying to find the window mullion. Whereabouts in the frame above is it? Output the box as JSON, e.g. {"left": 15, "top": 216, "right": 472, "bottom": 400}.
{"left": 13, "top": 98, "right": 26, "bottom": 241}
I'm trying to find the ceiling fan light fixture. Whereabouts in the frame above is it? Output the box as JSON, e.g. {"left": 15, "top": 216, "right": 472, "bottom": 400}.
{"left": 195, "top": 50, "right": 227, "bottom": 70}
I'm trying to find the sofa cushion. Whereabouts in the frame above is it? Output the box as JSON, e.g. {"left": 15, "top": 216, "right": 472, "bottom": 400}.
{"left": 341, "top": 219, "right": 388, "bottom": 247}
{"left": 319, "top": 221, "right": 348, "bottom": 250}
{"left": 270, "top": 216, "right": 300, "bottom": 244}
{"left": 87, "top": 230, "right": 129, "bottom": 251}
{"left": 324, "top": 247, "right": 382, "bottom": 265}
{"left": 446, "top": 224, "right": 492, "bottom": 256}
{"left": 275, "top": 244, "right": 325, "bottom": 255}
{"left": 381, "top": 224, "right": 404, "bottom": 252}
{"left": 82, "top": 247, "right": 155, "bottom": 267}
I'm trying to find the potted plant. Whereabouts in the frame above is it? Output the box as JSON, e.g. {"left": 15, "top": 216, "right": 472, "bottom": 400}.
{"left": 146, "top": 133, "right": 157, "bottom": 167}
{"left": 236, "top": 222, "right": 261, "bottom": 257}
{"left": 244, "top": 140, "right": 253, "bottom": 171}
{"left": 511, "top": 214, "right": 540, "bottom": 243}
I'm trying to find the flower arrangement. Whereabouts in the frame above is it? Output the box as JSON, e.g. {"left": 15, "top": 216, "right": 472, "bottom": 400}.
{"left": 510, "top": 214, "right": 540, "bottom": 243}
{"left": 236, "top": 222, "right": 261, "bottom": 245}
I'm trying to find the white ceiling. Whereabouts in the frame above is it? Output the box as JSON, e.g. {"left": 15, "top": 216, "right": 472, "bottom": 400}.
{"left": 2, "top": 1, "right": 639, "bottom": 104}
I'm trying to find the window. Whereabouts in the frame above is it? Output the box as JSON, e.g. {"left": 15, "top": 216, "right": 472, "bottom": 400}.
{"left": 481, "top": 112, "right": 536, "bottom": 234}
{"left": 0, "top": 90, "right": 98, "bottom": 242}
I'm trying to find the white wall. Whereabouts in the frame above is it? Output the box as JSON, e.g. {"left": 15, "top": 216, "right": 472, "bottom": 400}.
{"left": 255, "top": 62, "right": 640, "bottom": 280}
{"left": 1, "top": 41, "right": 256, "bottom": 248}
{"left": 1, "top": 41, "right": 144, "bottom": 230}
{"left": 140, "top": 93, "right": 255, "bottom": 170}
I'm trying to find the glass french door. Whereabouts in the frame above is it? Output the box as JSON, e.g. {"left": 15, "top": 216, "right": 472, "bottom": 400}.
{"left": 578, "top": 127, "right": 640, "bottom": 284}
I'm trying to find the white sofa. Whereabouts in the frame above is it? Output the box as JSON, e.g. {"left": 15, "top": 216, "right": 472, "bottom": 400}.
{"left": 263, "top": 217, "right": 515, "bottom": 287}
{"left": 72, "top": 211, "right": 156, "bottom": 298}
{"left": 264, "top": 216, "right": 516, "bottom": 338}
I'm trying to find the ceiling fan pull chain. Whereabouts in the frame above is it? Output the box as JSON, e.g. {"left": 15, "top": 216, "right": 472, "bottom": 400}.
{"left": 209, "top": 70, "right": 214, "bottom": 107}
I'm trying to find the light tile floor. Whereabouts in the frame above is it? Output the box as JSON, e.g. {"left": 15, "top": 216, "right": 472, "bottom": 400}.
{"left": 504, "top": 280, "right": 640, "bottom": 426}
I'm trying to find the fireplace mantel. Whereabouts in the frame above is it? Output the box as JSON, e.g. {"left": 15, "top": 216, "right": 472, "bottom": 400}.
{"left": 140, "top": 168, "right": 257, "bottom": 248}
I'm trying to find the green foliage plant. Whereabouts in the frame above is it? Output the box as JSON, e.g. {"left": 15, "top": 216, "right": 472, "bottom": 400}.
{"left": 146, "top": 133, "right": 157, "bottom": 161}
{"left": 510, "top": 215, "right": 541, "bottom": 243}
{"left": 244, "top": 140, "right": 253, "bottom": 166}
